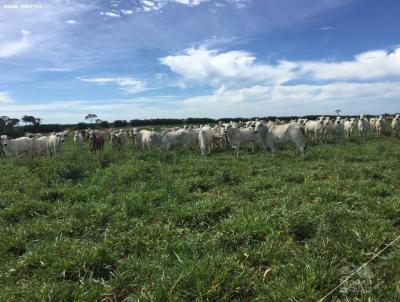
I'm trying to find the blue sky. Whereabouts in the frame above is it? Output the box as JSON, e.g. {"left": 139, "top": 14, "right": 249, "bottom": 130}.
{"left": 0, "top": 0, "right": 399, "bottom": 123}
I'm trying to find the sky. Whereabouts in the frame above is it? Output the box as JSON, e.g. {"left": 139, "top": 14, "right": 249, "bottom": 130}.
{"left": 0, "top": 0, "right": 399, "bottom": 124}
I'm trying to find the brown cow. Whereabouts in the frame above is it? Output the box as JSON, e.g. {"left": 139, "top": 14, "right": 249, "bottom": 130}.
{"left": 89, "top": 132, "right": 104, "bottom": 152}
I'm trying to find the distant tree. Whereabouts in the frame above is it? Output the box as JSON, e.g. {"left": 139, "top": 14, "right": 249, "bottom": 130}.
{"left": 0, "top": 116, "right": 8, "bottom": 132}
{"left": 335, "top": 109, "right": 341, "bottom": 116}
{"left": 34, "top": 117, "right": 42, "bottom": 125}
{"left": 77, "top": 122, "right": 87, "bottom": 130}
{"left": 22, "top": 115, "right": 36, "bottom": 125}
{"left": 113, "top": 120, "right": 128, "bottom": 127}
{"left": 7, "top": 118, "right": 20, "bottom": 127}
{"left": 99, "top": 121, "right": 109, "bottom": 128}
{"left": 85, "top": 114, "right": 97, "bottom": 125}
{"left": 95, "top": 118, "right": 102, "bottom": 125}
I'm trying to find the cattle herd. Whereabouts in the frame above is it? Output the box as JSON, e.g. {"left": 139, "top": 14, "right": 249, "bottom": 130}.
{"left": 0, "top": 114, "right": 399, "bottom": 158}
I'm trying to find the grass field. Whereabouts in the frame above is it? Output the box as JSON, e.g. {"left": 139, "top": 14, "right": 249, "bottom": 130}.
{"left": 1, "top": 133, "right": 400, "bottom": 301}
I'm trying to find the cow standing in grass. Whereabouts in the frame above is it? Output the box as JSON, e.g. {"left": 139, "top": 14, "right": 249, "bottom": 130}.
{"left": 110, "top": 131, "right": 124, "bottom": 151}
{"left": 358, "top": 115, "right": 369, "bottom": 141}
{"left": 322, "top": 117, "right": 333, "bottom": 143}
{"left": 74, "top": 130, "right": 83, "bottom": 148}
{"left": 198, "top": 125, "right": 214, "bottom": 155}
{"left": 142, "top": 130, "right": 163, "bottom": 150}
{"left": 333, "top": 117, "right": 344, "bottom": 141}
{"left": 344, "top": 118, "right": 357, "bottom": 139}
{"left": 89, "top": 132, "right": 104, "bottom": 153}
{"left": 224, "top": 123, "right": 258, "bottom": 157}
{"left": 161, "top": 129, "right": 191, "bottom": 151}
{"left": 255, "top": 121, "right": 306, "bottom": 156}
{"left": 32, "top": 136, "right": 49, "bottom": 156}
{"left": 47, "top": 132, "right": 65, "bottom": 157}
{"left": 391, "top": 114, "right": 399, "bottom": 136}
{"left": 305, "top": 118, "right": 324, "bottom": 143}
{"left": 375, "top": 116, "right": 386, "bottom": 137}
{"left": 0, "top": 135, "right": 33, "bottom": 158}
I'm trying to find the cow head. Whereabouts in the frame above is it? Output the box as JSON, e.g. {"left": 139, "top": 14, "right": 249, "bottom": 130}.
{"left": 56, "top": 133, "right": 65, "bottom": 143}
{"left": 1, "top": 135, "right": 8, "bottom": 146}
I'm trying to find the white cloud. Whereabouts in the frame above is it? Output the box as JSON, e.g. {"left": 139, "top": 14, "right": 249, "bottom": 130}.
{"left": 65, "top": 20, "right": 78, "bottom": 24}
{"left": 100, "top": 11, "right": 121, "bottom": 18}
{"left": 79, "top": 77, "right": 147, "bottom": 94}
{"left": 162, "top": 46, "right": 400, "bottom": 90}
{"left": 160, "top": 47, "right": 296, "bottom": 89}
{"left": 0, "top": 91, "right": 13, "bottom": 104}
{"left": 37, "top": 68, "right": 74, "bottom": 72}
{"left": 226, "top": 0, "right": 252, "bottom": 9}
{"left": 179, "top": 82, "right": 400, "bottom": 116}
{"left": 299, "top": 48, "right": 400, "bottom": 81}
{"left": 120, "top": 9, "right": 134, "bottom": 15}
{"left": 173, "top": 0, "right": 209, "bottom": 6}
{"left": 0, "top": 29, "right": 32, "bottom": 58}
{"left": 136, "top": 0, "right": 235, "bottom": 12}
{"left": 319, "top": 26, "right": 332, "bottom": 30}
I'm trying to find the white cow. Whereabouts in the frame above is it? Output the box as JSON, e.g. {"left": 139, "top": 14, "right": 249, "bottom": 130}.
{"left": 297, "top": 119, "right": 308, "bottom": 129}
{"left": 73, "top": 130, "right": 83, "bottom": 148}
{"left": 254, "top": 121, "right": 306, "bottom": 155}
{"left": 131, "top": 128, "right": 145, "bottom": 150}
{"left": 32, "top": 136, "right": 49, "bottom": 156}
{"left": 47, "top": 132, "right": 65, "bottom": 157}
{"left": 198, "top": 125, "right": 214, "bottom": 155}
{"left": 211, "top": 124, "right": 228, "bottom": 150}
{"left": 305, "top": 118, "right": 324, "bottom": 143}
{"left": 142, "top": 130, "right": 163, "bottom": 150}
{"left": 370, "top": 118, "right": 377, "bottom": 131}
{"left": 117, "top": 129, "right": 127, "bottom": 149}
{"left": 110, "top": 132, "right": 124, "bottom": 151}
{"left": 322, "top": 117, "right": 334, "bottom": 143}
{"left": 0, "top": 135, "right": 33, "bottom": 158}
{"left": 188, "top": 127, "right": 201, "bottom": 147}
{"left": 391, "top": 114, "right": 399, "bottom": 136}
{"left": 358, "top": 115, "right": 369, "bottom": 140}
{"left": 333, "top": 117, "right": 344, "bottom": 141}
{"left": 161, "top": 129, "right": 191, "bottom": 151}
{"left": 223, "top": 124, "right": 258, "bottom": 156}
{"left": 375, "top": 116, "right": 386, "bottom": 137}
{"left": 343, "top": 118, "right": 357, "bottom": 139}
